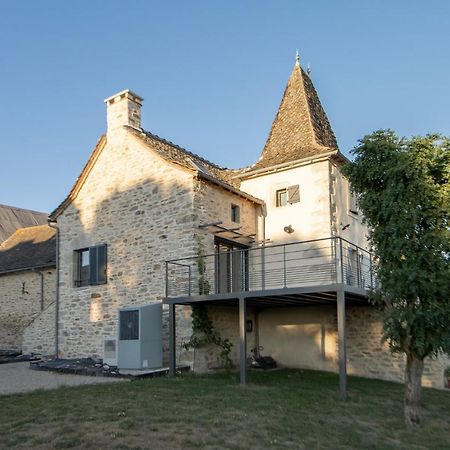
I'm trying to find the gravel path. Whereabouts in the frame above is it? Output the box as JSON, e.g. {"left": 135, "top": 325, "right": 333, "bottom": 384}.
{"left": 0, "top": 362, "right": 127, "bottom": 395}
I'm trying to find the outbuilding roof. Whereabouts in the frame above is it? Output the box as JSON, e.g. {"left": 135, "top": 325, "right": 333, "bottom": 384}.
{"left": 0, "top": 225, "right": 56, "bottom": 274}
{"left": 0, "top": 204, "right": 48, "bottom": 243}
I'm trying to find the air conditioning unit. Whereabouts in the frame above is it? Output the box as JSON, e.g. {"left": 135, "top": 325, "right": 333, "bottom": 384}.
{"left": 103, "top": 337, "right": 118, "bottom": 366}
{"left": 117, "top": 303, "right": 162, "bottom": 370}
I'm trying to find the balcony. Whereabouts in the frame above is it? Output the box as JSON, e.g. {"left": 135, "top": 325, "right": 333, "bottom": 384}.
{"left": 164, "top": 236, "right": 375, "bottom": 396}
{"left": 165, "top": 236, "right": 374, "bottom": 301}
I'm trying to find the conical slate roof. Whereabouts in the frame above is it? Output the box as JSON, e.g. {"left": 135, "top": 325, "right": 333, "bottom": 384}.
{"left": 251, "top": 60, "right": 338, "bottom": 171}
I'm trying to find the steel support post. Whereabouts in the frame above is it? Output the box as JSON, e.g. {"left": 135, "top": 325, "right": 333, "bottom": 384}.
{"left": 169, "top": 303, "right": 176, "bottom": 377}
{"left": 337, "top": 289, "right": 347, "bottom": 399}
{"left": 239, "top": 297, "right": 247, "bottom": 386}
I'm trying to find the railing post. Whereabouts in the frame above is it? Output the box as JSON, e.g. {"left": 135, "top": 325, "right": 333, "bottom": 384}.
{"left": 356, "top": 249, "right": 361, "bottom": 288}
{"left": 165, "top": 261, "right": 169, "bottom": 298}
{"left": 169, "top": 302, "right": 176, "bottom": 377}
{"left": 283, "top": 245, "right": 287, "bottom": 288}
{"left": 188, "top": 265, "right": 192, "bottom": 296}
{"left": 369, "top": 253, "right": 373, "bottom": 289}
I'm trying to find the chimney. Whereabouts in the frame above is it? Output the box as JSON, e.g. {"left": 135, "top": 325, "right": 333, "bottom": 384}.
{"left": 104, "top": 89, "right": 143, "bottom": 135}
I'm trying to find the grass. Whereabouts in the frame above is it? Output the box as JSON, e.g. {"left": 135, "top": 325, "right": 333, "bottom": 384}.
{"left": 0, "top": 369, "right": 449, "bottom": 449}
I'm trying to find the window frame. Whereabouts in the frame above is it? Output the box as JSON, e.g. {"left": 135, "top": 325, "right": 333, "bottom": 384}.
{"left": 74, "top": 244, "right": 107, "bottom": 287}
{"left": 276, "top": 188, "right": 288, "bottom": 207}
{"left": 231, "top": 204, "right": 240, "bottom": 223}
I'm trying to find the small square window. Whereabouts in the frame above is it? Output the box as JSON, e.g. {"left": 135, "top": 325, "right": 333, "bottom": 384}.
{"left": 231, "top": 204, "right": 240, "bottom": 223}
{"left": 276, "top": 189, "right": 288, "bottom": 207}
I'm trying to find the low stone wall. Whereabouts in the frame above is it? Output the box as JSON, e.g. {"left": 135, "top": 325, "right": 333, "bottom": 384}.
{"left": 194, "top": 303, "right": 449, "bottom": 389}
{"left": 0, "top": 269, "right": 55, "bottom": 351}
{"left": 346, "top": 305, "right": 449, "bottom": 389}
{"left": 22, "top": 301, "right": 56, "bottom": 356}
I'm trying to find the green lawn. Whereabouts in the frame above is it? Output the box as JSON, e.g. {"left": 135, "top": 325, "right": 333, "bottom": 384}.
{"left": 0, "top": 369, "right": 449, "bottom": 449}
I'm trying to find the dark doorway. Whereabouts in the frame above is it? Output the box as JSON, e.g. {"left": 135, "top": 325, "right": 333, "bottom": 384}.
{"left": 215, "top": 237, "right": 249, "bottom": 294}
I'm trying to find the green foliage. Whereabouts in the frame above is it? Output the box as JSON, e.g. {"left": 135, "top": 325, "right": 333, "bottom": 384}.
{"left": 183, "top": 239, "right": 233, "bottom": 367}
{"left": 183, "top": 304, "right": 233, "bottom": 367}
{"left": 343, "top": 130, "right": 450, "bottom": 359}
{"left": 197, "top": 241, "right": 211, "bottom": 295}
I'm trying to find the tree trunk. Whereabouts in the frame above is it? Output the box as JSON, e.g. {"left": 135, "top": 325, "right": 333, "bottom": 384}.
{"left": 404, "top": 352, "right": 424, "bottom": 426}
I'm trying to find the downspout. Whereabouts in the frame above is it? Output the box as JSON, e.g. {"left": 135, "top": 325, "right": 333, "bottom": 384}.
{"left": 32, "top": 269, "right": 44, "bottom": 311}
{"left": 47, "top": 219, "right": 60, "bottom": 359}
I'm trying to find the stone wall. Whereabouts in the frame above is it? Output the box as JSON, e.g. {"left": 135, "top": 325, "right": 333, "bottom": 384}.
{"left": 22, "top": 301, "right": 56, "bottom": 356}
{"left": 0, "top": 268, "right": 55, "bottom": 351}
{"left": 56, "top": 130, "right": 197, "bottom": 359}
{"left": 194, "top": 177, "right": 259, "bottom": 254}
{"left": 204, "top": 303, "right": 449, "bottom": 389}
{"left": 190, "top": 305, "right": 257, "bottom": 372}
{"left": 346, "top": 305, "right": 449, "bottom": 389}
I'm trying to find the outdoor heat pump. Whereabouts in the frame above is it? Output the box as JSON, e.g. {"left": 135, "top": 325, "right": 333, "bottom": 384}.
{"left": 117, "top": 303, "right": 162, "bottom": 370}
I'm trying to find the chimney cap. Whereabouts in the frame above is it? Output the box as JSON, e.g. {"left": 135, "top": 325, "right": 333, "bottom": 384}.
{"left": 104, "top": 89, "right": 143, "bottom": 105}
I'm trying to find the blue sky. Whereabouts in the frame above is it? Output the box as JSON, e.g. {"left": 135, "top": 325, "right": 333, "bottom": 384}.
{"left": 1, "top": 1, "right": 449, "bottom": 213}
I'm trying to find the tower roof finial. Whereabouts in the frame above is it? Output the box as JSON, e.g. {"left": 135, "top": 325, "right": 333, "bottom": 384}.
{"left": 295, "top": 49, "right": 300, "bottom": 66}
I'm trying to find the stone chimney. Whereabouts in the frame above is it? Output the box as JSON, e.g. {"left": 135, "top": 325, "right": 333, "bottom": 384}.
{"left": 104, "top": 89, "right": 143, "bottom": 135}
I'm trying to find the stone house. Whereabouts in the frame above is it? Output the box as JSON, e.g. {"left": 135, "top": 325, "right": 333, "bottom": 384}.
{"left": 0, "top": 224, "right": 56, "bottom": 355}
{"left": 49, "top": 58, "right": 449, "bottom": 389}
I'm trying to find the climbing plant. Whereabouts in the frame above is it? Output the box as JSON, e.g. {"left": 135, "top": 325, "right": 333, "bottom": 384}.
{"left": 183, "top": 239, "right": 233, "bottom": 367}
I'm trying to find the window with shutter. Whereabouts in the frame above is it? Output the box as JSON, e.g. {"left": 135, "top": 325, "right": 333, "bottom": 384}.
{"left": 74, "top": 244, "right": 107, "bottom": 287}
{"left": 276, "top": 185, "right": 300, "bottom": 207}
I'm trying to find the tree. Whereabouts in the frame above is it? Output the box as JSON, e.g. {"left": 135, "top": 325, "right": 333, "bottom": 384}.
{"left": 343, "top": 130, "right": 450, "bottom": 426}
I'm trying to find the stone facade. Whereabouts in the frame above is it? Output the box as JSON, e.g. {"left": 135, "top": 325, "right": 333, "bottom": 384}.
{"left": 0, "top": 269, "right": 55, "bottom": 351}
{"left": 346, "top": 306, "right": 450, "bottom": 389}
{"left": 55, "top": 90, "right": 261, "bottom": 360}
{"left": 22, "top": 301, "right": 56, "bottom": 356}
{"left": 57, "top": 130, "right": 197, "bottom": 358}
{"left": 206, "top": 304, "right": 447, "bottom": 389}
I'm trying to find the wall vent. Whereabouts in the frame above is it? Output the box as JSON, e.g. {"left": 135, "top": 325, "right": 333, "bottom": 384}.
{"left": 103, "top": 337, "right": 118, "bottom": 366}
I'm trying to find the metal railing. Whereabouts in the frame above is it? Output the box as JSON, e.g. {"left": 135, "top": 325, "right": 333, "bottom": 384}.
{"left": 165, "top": 236, "right": 375, "bottom": 299}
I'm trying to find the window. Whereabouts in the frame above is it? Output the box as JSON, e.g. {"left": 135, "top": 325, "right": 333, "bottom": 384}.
{"left": 348, "top": 183, "right": 358, "bottom": 214}
{"left": 276, "top": 189, "right": 288, "bottom": 207}
{"left": 276, "top": 185, "right": 300, "bottom": 207}
{"left": 231, "top": 204, "right": 240, "bottom": 223}
{"left": 75, "top": 244, "right": 107, "bottom": 287}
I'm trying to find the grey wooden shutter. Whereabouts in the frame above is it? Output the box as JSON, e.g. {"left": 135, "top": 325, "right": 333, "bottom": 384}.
{"left": 90, "top": 244, "right": 107, "bottom": 284}
{"left": 288, "top": 185, "right": 300, "bottom": 204}
{"left": 97, "top": 244, "right": 107, "bottom": 284}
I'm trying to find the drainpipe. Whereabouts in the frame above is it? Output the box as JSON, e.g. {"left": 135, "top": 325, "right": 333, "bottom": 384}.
{"left": 47, "top": 219, "right": 60, "bottom": 359}
{"left": 32, "top": 269, "right": 44, "bottom": 311}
